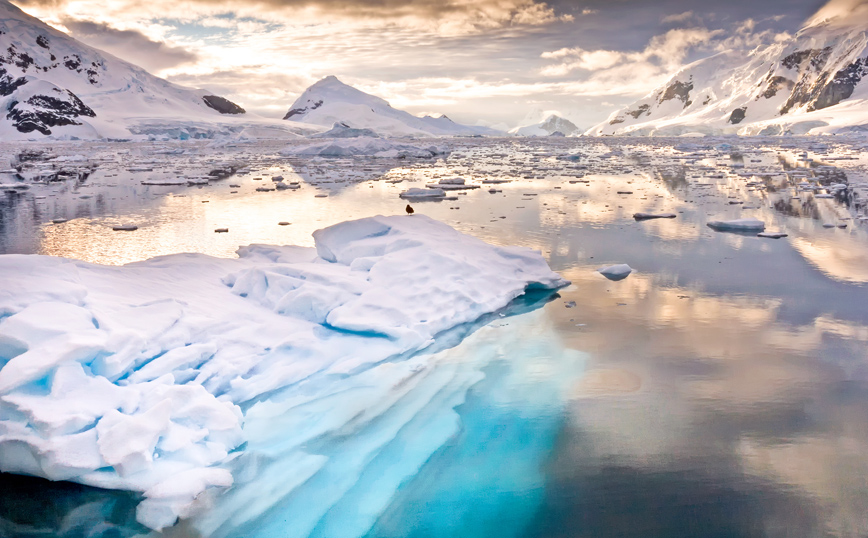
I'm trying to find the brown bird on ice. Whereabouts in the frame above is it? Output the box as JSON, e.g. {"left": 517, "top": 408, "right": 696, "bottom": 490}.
{"left": 405, "top": 204, "right": 414, "bottom": 215}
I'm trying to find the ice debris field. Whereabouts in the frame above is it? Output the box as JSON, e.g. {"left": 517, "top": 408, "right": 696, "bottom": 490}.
{"left": 0, "top": 215, "right": 567, "bottom": 530}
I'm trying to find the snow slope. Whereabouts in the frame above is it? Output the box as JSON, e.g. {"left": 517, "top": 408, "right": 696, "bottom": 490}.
{"left": 510, "top": 114, "right": 581, "bottom": 137}
{"left": 589, "top": 5, "right": 868, "bottom": 136}
{"left": 284, "top": 76, "right": 504, "bottom": 137}
{"left": 0, "top": 1, "right": 315, "bottom": 140}
{"left": 0, "top": 215, "right": 567, "bottom": 530}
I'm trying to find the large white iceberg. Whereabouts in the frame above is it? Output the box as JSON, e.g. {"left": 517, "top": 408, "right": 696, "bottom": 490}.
{"left": 0, "top": 215, "right": 567, "bottom": 530}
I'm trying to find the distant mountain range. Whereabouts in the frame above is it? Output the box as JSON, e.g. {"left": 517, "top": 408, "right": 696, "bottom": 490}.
{"left": 5, "top": 0, "right": 868, "bottom": 140}
{"left": 0, "top": 0, "right": 502, "bottom": 141}
{"left": 283, "top": 75, "right": 503, "bottom": 137}
{"left": 589, "top": 7, "right": 868, "bottom": 136}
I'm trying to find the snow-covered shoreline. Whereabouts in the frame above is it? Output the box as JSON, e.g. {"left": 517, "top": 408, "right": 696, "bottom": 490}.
{"left": 0, "top": 215, "right": 567, "bottom": 530}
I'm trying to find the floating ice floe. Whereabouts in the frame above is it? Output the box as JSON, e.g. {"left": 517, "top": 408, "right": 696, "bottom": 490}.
{"left": 425, "top": 178, "right": 480, "bottom": 191}
{"left": 757, "top": 231, "right": 788, "bottom": 239}
{"left": 0, "top": 215, "right": 567, "bottom": 531}
{"left": 597, "top": 264, "right": 633, "bottom": 281}
{"left": 400, "top": 187, "right": 446, "bottom": 200}
{"left": 706, "top": 218, "right": 765, "bottom": 232}
{"left": 633, "top": 212, "right": 676, "bottom": 220}
{"left": 141, "top": 178, "right": 187, "bottom": 186}
{"left": 280, "top": 139, "right": 448, "bottom": 159}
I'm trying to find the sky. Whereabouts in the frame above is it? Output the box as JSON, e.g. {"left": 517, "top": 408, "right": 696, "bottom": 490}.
{"left": 11, "top": 0, "right": 831, "bottom": 129}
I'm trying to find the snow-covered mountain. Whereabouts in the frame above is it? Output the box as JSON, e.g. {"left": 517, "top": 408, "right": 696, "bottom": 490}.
{"left": 510, "top": 114, "right": 581, "bottom": 136}
{"left": 590, "top": 6, "right": 868, "bottom": 136}
{"left": 284, "top": 76, "right": 503, "bottom": 137}
{"left": 0, "top": 1, "right": 314, "bottom": 140}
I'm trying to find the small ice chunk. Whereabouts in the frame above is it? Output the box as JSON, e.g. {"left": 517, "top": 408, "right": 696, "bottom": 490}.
{"left": 757, "top": 232, "right": 788, "bottom": 239}
{"left": 112, "top": 225, "right": 138, "bottom": 231}
{"left": 597, "top": 264, "right": 633, "bottom": 281}
{"left": 706, "top": 218, "right": 765, "bottom": 232}
{"left": 633, "top": 213, "right": 676, "bottom": 220}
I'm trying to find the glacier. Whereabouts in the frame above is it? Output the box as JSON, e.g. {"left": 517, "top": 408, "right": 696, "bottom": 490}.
{"left": 0, "top": 215, "right": 568, "bottom": 531}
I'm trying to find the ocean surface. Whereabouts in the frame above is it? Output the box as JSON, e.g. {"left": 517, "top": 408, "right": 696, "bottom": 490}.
{"left": 1, "top": 137, "right": 867, "bottom": 538}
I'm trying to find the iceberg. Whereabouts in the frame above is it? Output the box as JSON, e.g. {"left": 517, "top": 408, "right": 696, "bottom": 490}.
{"left": 0, "top": 215, "right": 567, "bottom": 530}
{"left": 597, "top": 264, "right": 633, "bottom": 281}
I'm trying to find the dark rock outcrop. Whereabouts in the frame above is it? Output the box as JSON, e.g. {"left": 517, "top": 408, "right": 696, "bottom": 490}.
{"left": 6, "top": 87, "right": 96, "bottom": 135}
{"left": 0, "top": 67, "right": 27, "bottom": 96}
{"left": 202, "top": 95, "right": 245, "bottom": 114}
{"left": 810, "top": 58, "right": 866, "bottom": 111}
{"left": 660, "top": 80, "right": 693, "bottom": 107}
{"left": 284, "top": 99, "right": 322, "bottom": 120}
{"left": 627, "top": 104, "right": 651, "bottom": 119}
{"left": 762, "top": 76, "right": 794, "bottom": 99}
{"left": 729, "top": 107, "right": 747, "bottom": 124}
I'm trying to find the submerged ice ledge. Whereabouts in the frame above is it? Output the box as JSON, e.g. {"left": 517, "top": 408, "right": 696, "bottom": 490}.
{"left": 0, "top": 215, "right": 568, "bottom": 530}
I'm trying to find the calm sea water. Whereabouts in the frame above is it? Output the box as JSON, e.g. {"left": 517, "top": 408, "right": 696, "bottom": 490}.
{"left": 2, "top": 138, "right": 868, "bottom": 538}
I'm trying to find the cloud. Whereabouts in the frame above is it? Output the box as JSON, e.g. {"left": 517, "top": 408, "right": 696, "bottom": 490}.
{"left": 59, "top": 18, "right": 198, "bottom": 72}
{"left": 661, "top": 11, "right": 695, "bottom": 24}
{"left": 711, "top": 18, "right": 792, "bottom": 51}
{"left": 804, "top": 0, "right": 868, "bottom": 28}
{"left": 15, "top": 0, "right": 573, "bottom": 36}
{"left": 540, "top": 26, "right": 723, "bottom": 78}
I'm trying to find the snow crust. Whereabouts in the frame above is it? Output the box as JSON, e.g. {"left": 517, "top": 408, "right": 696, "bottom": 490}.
{"left": 0, "top": 215, "right": 567, "bottom": 530}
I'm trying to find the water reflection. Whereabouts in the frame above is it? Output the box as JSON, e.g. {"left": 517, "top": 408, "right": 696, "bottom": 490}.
{"left": 0, "top": 473, "right": 144, "bottom": 538}
{"left": 2, "top": 137, "right": 868, "bottom": 537}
